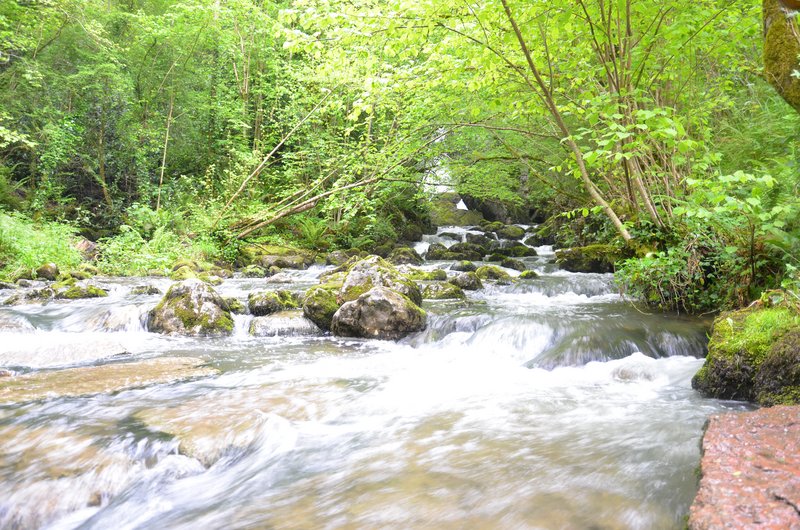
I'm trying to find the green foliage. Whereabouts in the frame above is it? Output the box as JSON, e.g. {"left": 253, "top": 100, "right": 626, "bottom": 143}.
{"left": 0, "top": 211, "right": 82, "bottom": 278}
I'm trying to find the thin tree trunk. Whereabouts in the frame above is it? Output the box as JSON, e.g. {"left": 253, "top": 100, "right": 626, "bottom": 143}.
{"left": 156, "top": 92, "right": 175, "bottom": 212}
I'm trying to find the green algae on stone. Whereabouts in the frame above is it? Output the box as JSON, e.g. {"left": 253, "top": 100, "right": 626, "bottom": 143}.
{"left": 56, "top": 284, "right": 108, "bottom": 300}
{"left": 148, "top": 279, "right": 234, "bottom": 336}
{"left": 302, "top": 285, "right": 340, "bottom": 331}
{"left": 555, "top": 245, "right": 621, "bottom": 273}
{"left": 764, "top": 0, "right": 800, "bottom": 112}
{"left": 248, "top": 289, "right": 301, "bottom": 316}
{"left": 422, "top": 282, "right": 466, "bottom": 300}
{"left": 519, "top": 270, "right": 540, "bottom": 279}
{"left": 692, "top": 306, "right": 800, "bottom": 403}
{"left": 476, "top": 265, "right": 513, "bottom": 284}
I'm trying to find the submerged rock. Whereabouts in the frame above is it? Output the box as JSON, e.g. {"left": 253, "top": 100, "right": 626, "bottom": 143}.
{"left": 688, "top": 405, "right": 800, "bottom": 529}
{"left": 147, "top": 279, "right": 234, "bottom": 336}
{"left": 249, "top": 311, "right": 322, "bottom": 337}
{"left": 0, "top": 335, "right": 128, "bottom": 368}
{"left": 248, "top": 290, "right": 301, "bottom": 316}
{"left": 0, "top": 357, "right": 218, "bottom": 404}
{"left": 331, "top": 286, "right": 426, "bottom": 340}
{"left": 555, "top": 245, "right": 620, "bottom": 273}
{"left": 692, "top": 306, "right": 800, "bottom": 405}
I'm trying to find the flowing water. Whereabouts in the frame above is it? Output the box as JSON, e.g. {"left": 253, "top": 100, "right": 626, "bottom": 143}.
{"left": 0, "top": 226, "right": 746, "bottom": 529}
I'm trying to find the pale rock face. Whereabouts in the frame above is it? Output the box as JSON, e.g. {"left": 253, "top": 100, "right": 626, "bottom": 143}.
{"left": 331, "top": 287, "right": 426, "bottom": 341}
{"left": 147, "top": 279, "right": 233, "bottom": 336}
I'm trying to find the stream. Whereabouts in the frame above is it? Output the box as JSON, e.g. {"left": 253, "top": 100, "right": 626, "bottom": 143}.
{"left": 0, "top": 226, "right": 746, "bottom": 529}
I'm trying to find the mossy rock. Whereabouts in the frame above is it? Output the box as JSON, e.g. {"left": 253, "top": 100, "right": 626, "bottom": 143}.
{"left": 302, "top": 285, "right": 340, "bottom": 332}
{"left": 451, "top": 261, "right": 477, "bottom": 272}
{"left": 339, "top": 256, "right": 422, "bottom": 306}
{"left": 486, "top": 253, "right": 505, "bottom": 262}
{"left": 35, "top": 263, "right": 60, "bottom": 281}
{"left": 555, "top": 245, "right": 620, "bottom": 273}
{"left": 238, "top": 244, "right": 315, "bottom": 269}
{"left": 465, "top": 233, "right": 494, "bottom": 247}
{"left": 241, "top": 265, "right": 268, "bottom": 278}
{"left": 223, "top": 297, "right": 246, "bottom": 315}
{"left": 52, "top": 277, "right": 77, "bottom": 290}
{"left": 501, "top": 258, "right": 526, "bottom": 272}
{"left": 692, "top": 306, "right": 800, "bottom": 403}
{"left": 447, "top": 242, "right": 485, "bottom": 261}
{"left": 422, "top": 282, "right": 466, "bottom": 300}
{"left": 197, "top": 273, "right": 224, "bottom": 286}
{"left": 248, "top": 290, "right": 301, "bottom": 316}
{"left": 55, "top": 285, "right": 108, "bottom": 300}
{"left": 494, "top": 225, "right": 525, "bottom": 240}
{"left": 170, "top": 266, "right": 198, "bottom": 281}
{"left": 764, "top": 0, "right": 800, "bottom": 113}
{"left": 492, "top": 245, "right": 538, "bottom": 258}
{"left": 429, "top": 198, "right": 484, "bottom": 226}
{"left": 326, "top": 249, "right": 368, "bottom": 266}
{"left": 480, "top": 221, "right": 505, "bottom": 232}
{"left": 131, "top": 285, "right": 162, "bottom": 296}
{"left": 171, "top": 258, "right": 201, "bottom": 272}
{"left": 404, "top": 268, "right": 448, "bottom": 281}
{"left": 449, "top": 272, "right": 483, "bottom": 291}
{"left": 388, "top": 247, "right": 424, "bottom": 266}
{"left": 519, "top": 270, "right": 539, "bottom": 280}
{"left": 3, "top": 288, "right": 56, "bottom": 305}
{"left": 147, "top": 279, "right": 234, "bottom": 336}
{"left": 439, "top": 232, "right": 462, "bottom": 241}
{"left": 424, "top": 243, "right": 457, "bottom": 261}
{"left": 475, "top": 265, "right": 513, "bottom": 284}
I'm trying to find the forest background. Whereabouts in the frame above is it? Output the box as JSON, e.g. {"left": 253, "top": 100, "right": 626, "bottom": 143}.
{"left": 0, "top": 0, "right": 798, "bottom": 313}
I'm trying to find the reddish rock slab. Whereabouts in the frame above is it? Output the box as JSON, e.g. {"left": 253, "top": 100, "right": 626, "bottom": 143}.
{"left": 689, "top": 405, "right": 800, "bottom": 530}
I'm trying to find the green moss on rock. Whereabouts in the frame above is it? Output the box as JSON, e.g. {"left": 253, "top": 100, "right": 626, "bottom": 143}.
{"left": 56, "top": 285, "right": 109, "bottom": 300}
{"left": 248, "top": 290, "right": 301, "bottom": 316}
{"left": 764, "top": 0, "right": 800, "bottom": 112}
{"left": 302, "top": 286, "right": 340, "bottom": 331}
{"left": 555, "top": 245, "right": 620, "bottom": 273}
{"left": 422, "top": 282, "right": 466, "bottom": 300}
{"left": 692, "top": 306, "right": 800, "bottom": 403}
{"left": 476, "top": 265, "right": 513, "bottom": 284}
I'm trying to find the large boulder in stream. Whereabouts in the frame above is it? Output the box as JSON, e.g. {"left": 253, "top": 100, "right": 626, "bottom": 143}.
{"left": 302, "top": 285, "right": 340, "bottom": 332}
{"left": 248, "top": 290, "right": 300, "bottom": 316}
{"left": 692, "top": 305, "right": 800, "bottom": 405}
{"left": 689, "top": 405, "right": 800, "bottom": 529}
{"left": 449, "top": 272, "right": 483, "bottom": 291}
{"left": 147, "top": 279, "right": 234, "bottom": 336}
{"left": 331, "top": 286, "right": 426, "bottom": 340}
{"left": 338, "top": 255, "right": 422, "bottom": 306}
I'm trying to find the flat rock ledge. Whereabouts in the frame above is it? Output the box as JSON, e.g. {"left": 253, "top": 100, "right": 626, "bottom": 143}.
{"left": 689, "top": 405, "right": 800, "bottom": 530}
{"left": 0, "top": 357, "right": 218, "bottom": 404}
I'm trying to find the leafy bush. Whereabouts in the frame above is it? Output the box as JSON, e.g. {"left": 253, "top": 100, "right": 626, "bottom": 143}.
{"left": 0, "top": 211, "right": 83, "bottom": 278}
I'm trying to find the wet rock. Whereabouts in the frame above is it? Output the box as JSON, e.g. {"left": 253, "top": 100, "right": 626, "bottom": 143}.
{"left": 130, "top": 285, "right": 161, "bottom": 296}
{"left": 476, "top": 265, "right": 513, "bottom": 284}
{"left": 3, "top": 287, "right": 55, "bottom": 306}
{"left": 491, "top": 244, "right": 538, "bottom": 258}
{"left": 240, "top": 264, "right": 268, "bottom": 278}
{"left": 197, "top": 273, "right": 224, "bottom": 286}
{"left": 326, "top": 249, "right": 368, "bottom": 266}
{"left": 429, "top": 193, "right": 484, "bottom": 226}
{"left": 501, "top": 257, "right": 526, "bottom": 272}
{"left": 0, "top": 314, "right": 35, "bottom": 332}
{"left": 446, "top": 242, "right": 485, "bottom": 261}
{"left": 688, "top": 405, "right": 800, "bottom": 530}
{"left": 0, "top": 369, "right": 12, "bottom": 377}
{"left": 466, "top": 233, "right": 494, "bottom": 247}
{"left": 555, "top": 245, "right": 620, "bottom": 273}
{"left": 54, "top": 284, "right": 108, "bottom": 300}
{"left": 449, "top": 272, "right": 483, "bottom": 291}
{"left": 0, "top": 357, "right": 217, "bottom": 404}
{"left": 170, "top": 265, "right": 197, "bottom": 281}
{"left": 302, "top": 286, "right": 339, "bottom": 332}
{"left": 15, "top": 278, "right": 34, "bottom": 287}
{"left": 0, "top": 335, "right": 129, "bottom": 368}
{"left": 424, "top": 243, "right": 456, "bottom": 261}
{"left": 249, "top": 311, "right": 322, "bottom": 337}
{"left": 692, "top": 306, "right": 800, "bottom": 405}
{"left": 238, "top": 244, "right": 315, "bottom": 270}
{"left": 331, "top": 286, "right": 426, "bottom": 340}
{"left": 519, "top": 270, "right": 539, "bottom": 279}
{"left": 387, "top": 247, "right": 424, "bottom": 266}
{"left": 248, "top": 289, "right": 301, "bottom": 316}
{"left": 402, "top": 267, "right": 448, "bottom": 282}
{"left": 494, "top": 224, "right": 525, "bottom": 240}
{"left": 222, "top": 297, "right": 246, "bottom": 315}
{"left": 451, "top": 260, "right": 477, "bottom": 272}
{"left": 0, "top": 281, "right": 17, "bottom": 290}
{"left": 438, "top": 232, "right": 462, "bottom": 241}
{"left": 147, "top": 279, "right": 234, "bottom": 336}
{"left": 12, "top": 270, "right": 34, "bottom": 282}
{"left": 339, "top": 256, "right": 422, "bottom": 306}
{"left": 422, "top": 283, "right": 466, "bottom": 300}
{"left": 35, "top": 263, "right": 59, "bottom": 281}
{"left": 265, "top": 272, "right": 295, "bottom": 284}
